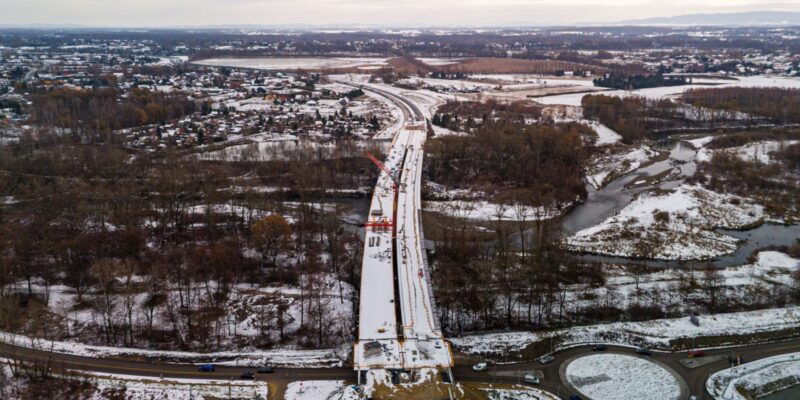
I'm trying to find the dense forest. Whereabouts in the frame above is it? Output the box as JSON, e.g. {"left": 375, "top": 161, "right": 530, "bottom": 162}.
{"left": 691, "top": 130, "right": 800, "bottom": 219}
{"left": 593, "top": 74, "right": 687, "bottom": 90}
{"left": 683, "top": 87, "right": 800, "bottom": 124}
{"left": 426, "top": 101, "right": 588, "bottom": 206}
{"left": 29, "top": 87, "right": 197, "bottom": 142}
{"left": 0, "top": 134, "right": 380, "bottom": 351}
{"left": 581, "top": 94, "right": 681, "bottom": 143}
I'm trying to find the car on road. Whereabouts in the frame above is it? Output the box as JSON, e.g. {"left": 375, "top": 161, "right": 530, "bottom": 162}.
{"left": 197, "top": 364, "right": 215, "bottom": 372}
{"left": 523, "top": 374, "right": 540, "bottom": 385}
{"left": 635, "top": 347, "right": 652, "bottom": 356}
{"left": 538, "top": 355, "right": 555, "bottom": 364}
{"left": 472, "top": 362, "right": 488, "bottom": 372}
{"left": 688, "top": 350, "right": 706, "bottom": 358}
{"left": 592, "top": 344, "right": 608, "bottom": 351}
{"left": 240, "top": 371, "right": 255, "bottom": 380}
{"left": 256, "top": 365, "right": 275, "bottom": 374}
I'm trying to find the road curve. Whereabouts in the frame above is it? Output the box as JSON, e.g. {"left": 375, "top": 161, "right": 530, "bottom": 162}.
{"left": 454, "top": 338, "right": 800, "bottom": 400}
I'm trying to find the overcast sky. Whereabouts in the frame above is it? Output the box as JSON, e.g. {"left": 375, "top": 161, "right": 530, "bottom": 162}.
{"left": 3, "top": 0, "right": 800, "bottom": 28}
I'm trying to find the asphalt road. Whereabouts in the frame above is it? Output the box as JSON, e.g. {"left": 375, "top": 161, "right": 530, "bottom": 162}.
{"left": 4, "top": 337, "right": 800, "bottom": 399}
{"left": 454, "top": 338, "right": 800, "bottom": 400}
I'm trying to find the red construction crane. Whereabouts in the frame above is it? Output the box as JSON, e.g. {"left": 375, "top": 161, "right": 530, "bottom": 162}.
{"left": 364, "top": 150, "right": 399, "bottom": 230}
{"left": 364, "top": 150, "right": 401, "bottom": 190}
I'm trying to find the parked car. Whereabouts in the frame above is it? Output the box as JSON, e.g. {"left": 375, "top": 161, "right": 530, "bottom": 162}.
{"left": 635, "top": 347, "right": 652, "bottom": 356}
{"left": 256, "top": 365, "right": 275, "bottom": 374}
{"left": 197, "top": 364, "right": 215, "bottom": 372}
{"left": 538, "top": 355, "right": 555, "bottom": 364}
{"left": 523, "top": 374, "right": 540, "bottom": 385}
{"left": 592, "top": 344, "right": 607, "bottom": 351}
{"left": 472, "top": 362, "right": 488, "bottom": 372}
{"left": 688, "top": 350, "right": 706, "bottom": 358}
{"left": 240, "top": 371, "right": 255, "bottom": 380}
{"left": 569, "top": 396, "right": 583, "bottom": 400}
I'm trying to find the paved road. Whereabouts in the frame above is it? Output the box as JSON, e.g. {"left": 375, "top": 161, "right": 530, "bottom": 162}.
{"left": 4, "top": 336, "right": 800, "bottom": 399}
{"left": 454, "top": 339, "right": 800, "bottom": 399}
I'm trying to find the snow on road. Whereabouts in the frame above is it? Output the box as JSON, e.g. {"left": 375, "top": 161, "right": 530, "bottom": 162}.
{"left": 395, "top": 123, "right": 453, "bottom": 368}
{"left": 707, "top": 353, "right": 800, "bottom": 400}
{"left": 566, "top": 354, "right": 682, "bottom": 400}
{"left": 354, "top": 82, "right": 452, "bottom": 371}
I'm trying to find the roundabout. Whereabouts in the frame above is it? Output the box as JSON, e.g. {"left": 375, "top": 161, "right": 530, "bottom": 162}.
{"left": 561, "top": 352, "right": 689, "bottom": 400}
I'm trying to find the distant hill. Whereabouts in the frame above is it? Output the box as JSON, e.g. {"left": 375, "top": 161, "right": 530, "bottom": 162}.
{"left": 620, "top": 11, "right": 800, "bottom": 26}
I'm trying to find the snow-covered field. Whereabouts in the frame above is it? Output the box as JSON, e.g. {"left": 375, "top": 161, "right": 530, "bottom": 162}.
{"left": 566, "top": 354, "right": 682, "bottom": 400}
{"left": 424, "top": 199, "right": 564, "bottom": 221}
{"left": 567, "top": 184, "right": 765, "bottom": 260}
{"left": 707, "top": 353, "right": 800, "bottom": 400}
{"left": 535, "top": 75, "right": 800, "bottom": 106}
{"left": 588, "top": 121, "right": 623, "bottom": 146}
{"left": 68, "top": 371, "right": 269, "bottom": 400}
{"left": 0, "top": 329, "right": 347, "bottom": 367}
{"left": 194, "top": 57, "right": 388, "bottom": 70}
{"left": 451, "top": 306, "right": 800, "bottom": 355}
{"left": 694, "top": 138, "right": 799, "bottom": 164}
{"left": 585, "top": 145, "right": 659, "bottom": 189}
{"left": 482, "top": 386, "right": 560, "bottom": 400}
{"left": 284, "top": 380, "right": 359, "bottom": 400}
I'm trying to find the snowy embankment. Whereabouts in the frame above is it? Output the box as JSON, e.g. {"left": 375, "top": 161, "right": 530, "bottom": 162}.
{"left": 285, "top": 380, "right": 359, "bottom": 400}
{"left": 482, "top": 385, "right": 560, "bottom": 400}
{"left": 566, "top": 354, "right": 682, "bottom": 400}
{"left": 450, "top": 306, "right": 800, "bottom": 355}
{"left": 423, "top": 182, "right": 569, "bottom": 222}
{"left": 586, "top": 121, "right": 623, "bottom": 146}
{"left": 692, "top": 137, "right": 798, "bottom": 165}
{"left": 707, "top": 353, "right": 800, "bottom": 400}
{"left": 567, "top": 184, "right": 764, "bottom": 260}
{"left": 585, "top": 145, "right": 659, "bottom": 189}
{"left": 423, "top": 199, "right": 564, "bottom": 221}
{"left": 0, "top": 331, "right": 346, "bottom": 368}
{"left": 65, "top": 371, "right": 268, "bottom": 400}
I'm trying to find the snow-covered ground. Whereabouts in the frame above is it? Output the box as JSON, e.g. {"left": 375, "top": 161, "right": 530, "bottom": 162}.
{"left": 424, "top": 199, "right": 564, "bottom": 222}
{"left": 694, "top": 138, "right": 798, "bottom": 164}
{"left": 585, "top": 145, "right": 659, "bottom": 189}
{"left": 194, "top": 57, "right": 389, "bottom": 70}
{"left": 451, "top": 306, "right": 800, "bottom": 355}
{"left": 535, "top": 75, "right": 800, "bottom": 106}
{"left": 567, "top": 184, "right": 765, "bottom": 260}
{"left": 566, "top": 354, "right": 682, "bottom": 400}
{"left": 588, "top": 121, "right": 623, "bottom": 146}
{"left": 482, "top": 385, "right": 560, "bottom": 400}
{"left": 0, "top": 329, "right": 347, "bottom": 368}
{"left": 284, "top": 380, "right": 359, "bottom": 400}
{"left": 707, "top": 353, "right": 800, "bottom": 400}
{"left": 74, "top": 371, "right": 268, "bottom": 400}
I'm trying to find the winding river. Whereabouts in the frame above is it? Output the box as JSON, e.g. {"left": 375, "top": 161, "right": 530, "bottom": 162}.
{"left": 561, "top": 139, "right": 800, "bottom": 268}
